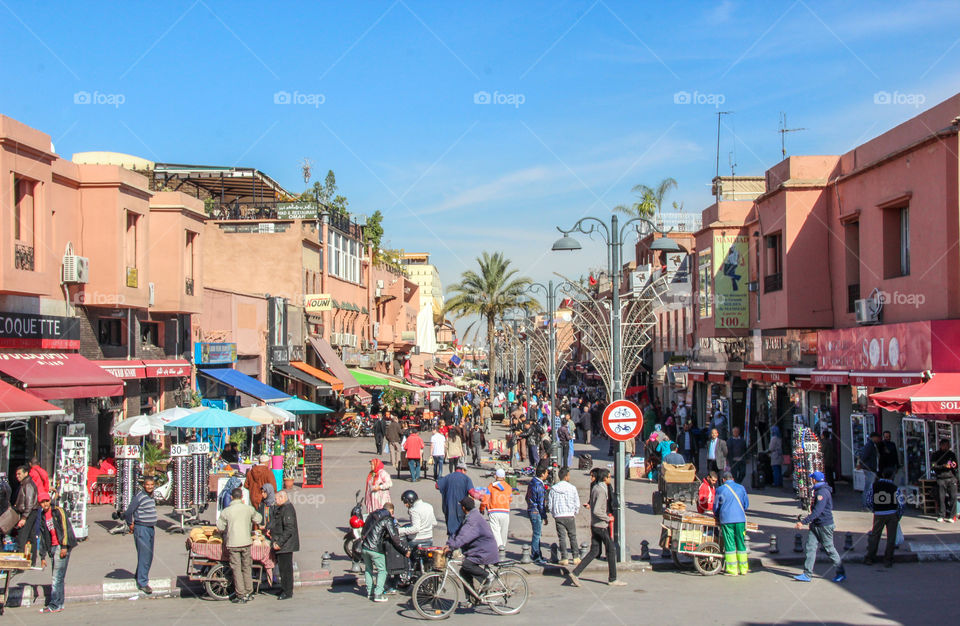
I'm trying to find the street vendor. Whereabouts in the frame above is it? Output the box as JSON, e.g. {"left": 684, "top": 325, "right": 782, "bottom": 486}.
{"left": 712, "top": 471, "right": 749, "bottom": 576}
{"left": 697, "top": 471, "right": 718, "bottom": 514}
{"left": 244, "top": 455, "right": 277, "bottom": 510}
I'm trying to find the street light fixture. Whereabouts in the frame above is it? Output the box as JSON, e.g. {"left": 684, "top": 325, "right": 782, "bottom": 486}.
{"left": 552, "top": 213, "right": 681, "bottom": 563}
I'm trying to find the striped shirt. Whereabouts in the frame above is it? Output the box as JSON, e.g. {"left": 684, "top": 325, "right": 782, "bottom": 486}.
{"left": 123, "top": 490, "right": 158, "bottom": 526}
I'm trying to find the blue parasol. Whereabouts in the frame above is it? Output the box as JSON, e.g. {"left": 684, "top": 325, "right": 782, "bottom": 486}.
{"left": 272, "top": 396, "right": 333, "bottom": 415}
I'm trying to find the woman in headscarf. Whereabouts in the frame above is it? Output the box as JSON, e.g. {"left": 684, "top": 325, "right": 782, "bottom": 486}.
{"left": 645, "top": 431, "right": 662, "bottom": 480}
{"left": 259, "top": 483, "right": 277, "bottom": 527}
{"left": 364, "top": 458, "right": 393, "bottom": 513}
{"left": 445, "top": 427, "right": 465, "bottom": 475}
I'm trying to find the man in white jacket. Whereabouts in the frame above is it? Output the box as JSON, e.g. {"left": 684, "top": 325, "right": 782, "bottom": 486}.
{"left": 399, "top": 490, "right": 437, "bottom": 548}
{"left": 548, "top": 468, "right": 582, "bottom": 565}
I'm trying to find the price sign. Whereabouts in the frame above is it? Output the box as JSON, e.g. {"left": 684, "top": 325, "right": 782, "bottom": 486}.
{"left": 188, "top": 442, "right": 202, "bottom": 454}
{"left": 602, "top": 400, "right": 643, "bottom": 442}
{"left": 170, "top": 444, "right": 190, "bottom": 457}
{"left": 302, "top": 443, "right": 323, "bottom": 488}
{"left": 115, "top": 445, "right": 140, "bottom": 459}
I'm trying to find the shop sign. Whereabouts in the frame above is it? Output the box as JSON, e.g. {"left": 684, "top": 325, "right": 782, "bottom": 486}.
{"left": 304, "top": 294, "right": 333, "bottom": 312}
{"left": 146, "top": 363, "right": 190, "bottom": 378}
{"left": 818, "top": 322, "right": 932, "bottom": 371}
{"left": 698, "top": 251, "right": 712, "bottom": 318}
{"left": 194, "top": 342, "right": 237, "bottom": 365}
{"left": 0, "top": 312, "right": 80, "bottom": 350}
{"left": 694, "top": 337, "right": 749, "bottom": 366}
{"left": 712, "top": 233, "right": 749, "bottom": 329}
{"left": 99, "top": 363, "right": 145, "bottom": 379}
{"left": 759, "top": 330, "right": 818, "bottom": 367}
{"left": 270, "top": 345, "right": 290, "bottom": 366}
{"left": 277, "top": 202, "right": 318, "bottom": 220}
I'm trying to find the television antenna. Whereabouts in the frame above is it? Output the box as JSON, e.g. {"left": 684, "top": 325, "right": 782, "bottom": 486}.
{"left": 778, "top": 113, "right": 807, "bottom": 158}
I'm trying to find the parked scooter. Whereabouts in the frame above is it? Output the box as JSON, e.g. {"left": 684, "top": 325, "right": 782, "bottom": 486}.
{"left": 344, "top": 490, "right": 365, "bottom": 560}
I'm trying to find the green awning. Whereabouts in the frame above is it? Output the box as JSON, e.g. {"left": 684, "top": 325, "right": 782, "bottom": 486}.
{"left": 347, "top": 368, "right": 389, "bottom": 387}
{"left": 331, "top": 299, "right": 340, "bottom": 309}
{"left": 361, "top": 307, "right": 369, "bottom": 315}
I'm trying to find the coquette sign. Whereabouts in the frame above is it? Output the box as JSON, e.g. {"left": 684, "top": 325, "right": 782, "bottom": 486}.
{"left": 0, "top": 312, "right": 80, "bottom": 350}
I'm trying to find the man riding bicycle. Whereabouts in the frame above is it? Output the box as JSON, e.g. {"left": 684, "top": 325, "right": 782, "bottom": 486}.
{"left": 445, "top": 495, "right": 500, "bottom": 596}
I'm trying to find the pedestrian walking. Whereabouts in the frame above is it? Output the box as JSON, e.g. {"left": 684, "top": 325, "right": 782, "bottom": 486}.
{"left": 525, "top": 463, "right": 548, "bottom": 565}
{"left": 364, "top": 459, "right": 392, "bottom": 514}
{"left": 548, "top": 468, "right": 581, "bottom": 565}
{"left": 557, "top": 422, "right": 572, "bottom": 471}
{"left": 468, "top": 422, "right": 486, "bottom": 466}
{"left": 430, "top": 427, "right": 446, "bottom": 480}
{"left": 123, "top": 476, "right": 157, "bottom": 594}
{"left": 12, "top": 465, "right": 38, "bottom": 557}
{"left": 373, "top": 413, "right": 386, "bottom": 456}
{"left": 793, "top": 471, "right": 846, "bottom": 583}
{"left": 706, "top": 428, "right": 728, "bottom": 476}
{"left": 384, "top": 413, "right": 403, "bottom": 476}
{"left": 217, "top": 487, "right": 262, "bottom": 603}
{"left": 727, "top": 427, "right": 747, "bottom": 484}
{"left": 864, "top": 467, "right": 904, "bottom": 567}
{"left": 713, "top": 471, "right": 749, "bottom": 576}
{"left": 36, "top": 494, "right": 76, "bottom": 614}
{"left": 446, "top": 427, "right": 465, "bottom": 475}
{"left": 567, "top": 468, "right": 624, "bottom": 587}
{"left": 437, "top": 461, "right": 474, "bottom": 536}
{"left": 481, "top": 401, "right": 493, "bottom": 435}
{"left": 268, "top": 490, "right": 300, "bottom": 599}
{"left": 858, "top": 432, "right": 881, "bottom": 508}
{"left": 480, "top": 468, "right": 512, "bottom": 553}
{"left": 359, "top": 503, "right": 409, "bottom": 602}
{"left": 879, "top": 431, "right": 900, "bottom": 480}
{"left": 680, "top": 420, "right": 699, "bottom": 469}
{"left": 931, "top": 438, "right": 959, "bottom": 522}
{"left": 402, "top": 429, "right": 425, "bottom": 482}
{"left": 766, "top": 427, "right": 784, "bottom": 488}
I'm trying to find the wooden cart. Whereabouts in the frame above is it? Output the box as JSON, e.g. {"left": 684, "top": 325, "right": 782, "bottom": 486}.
{"left": 659, "top": 509, "right": 758, "bottom": 576}
{"left": 0, "top": 554, "right": 33, "bottom": 615}
{"left": 185, "top": 539, "right": 274, "bottom": 600}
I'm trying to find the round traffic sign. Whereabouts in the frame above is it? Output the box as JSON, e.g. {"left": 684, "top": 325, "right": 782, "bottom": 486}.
{"left": 602, "top": 400, "right": 643, "bottom": 442}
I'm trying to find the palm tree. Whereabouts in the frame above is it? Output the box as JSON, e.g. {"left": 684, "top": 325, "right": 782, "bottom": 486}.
{"left": 443, "top": 252, "right": 537, "bottom": 394}
{"left": 614, "top": 177, "right": 678, "bottom": 218}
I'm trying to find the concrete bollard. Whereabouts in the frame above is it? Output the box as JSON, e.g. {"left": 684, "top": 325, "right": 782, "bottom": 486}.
{"left": 520, "top": 545, "right": 532, "bottom": 564}
{"left": 794, "top": 533, "right": 803, "bottom": 553}
{"left": 769, "top": 534, "right": 779, "bottom": 554}
{"left": 640, "top": 540, "right": 650, "bottom": 560}
{"left": 321, "top": 551, "right": 332, "bottom": 570}
{"left": 844, "top": 532, "right": 853, "bottom": 551}
{"left": 550, "top": 543, "right": 559, "bottom": 564}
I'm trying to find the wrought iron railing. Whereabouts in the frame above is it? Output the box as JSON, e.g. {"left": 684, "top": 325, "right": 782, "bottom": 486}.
{"left": 764, "top": 272, "right": 782, "bottom": 293}
{"left": 185, "top": 277, "right": 195, "bottom": 296}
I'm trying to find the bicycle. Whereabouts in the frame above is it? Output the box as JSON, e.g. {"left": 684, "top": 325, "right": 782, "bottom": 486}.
{"left": 411, "top": 555, "right": 529, "bottom": 619}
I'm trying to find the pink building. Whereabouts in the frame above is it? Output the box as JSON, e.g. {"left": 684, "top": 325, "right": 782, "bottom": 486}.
{"left": 1, "top": 117, "right": 200, "bottom": 465}
{"left": 689, "top": 94, "right": 960, "bottom": 485}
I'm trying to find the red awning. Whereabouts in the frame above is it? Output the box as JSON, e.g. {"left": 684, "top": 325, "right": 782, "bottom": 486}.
{"left": 849, "top": 372, "right": 923, "bottom": 387}
{"left": 740, "top": 367, "right": 765, "bottom": 381}
{"left": 0, "top": 380, "right": 65, "bottom": 420}
{"left": 870, "top": 373, "right": 960, "bottom": 416}
{"left": 0, "top": 353, "right": 124, "bottom": 399}
{"left": 707, "top": 372, "right": 726, "bottom": 383}
{"left": 688, "top": 370, "right": 707, "bottom": 382}
{"left": 142, "top": 359, "right": 191, "bottom": 378}
{"left": 811, "top": 370, "right": 849, "bottom": 385}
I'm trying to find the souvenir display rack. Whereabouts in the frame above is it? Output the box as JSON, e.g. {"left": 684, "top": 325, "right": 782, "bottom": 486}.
{"left": 792, "top": 424, "right": 823, "bottom": 511}
{"left": 53, "top": 437, "right": 90, "bottom": 539}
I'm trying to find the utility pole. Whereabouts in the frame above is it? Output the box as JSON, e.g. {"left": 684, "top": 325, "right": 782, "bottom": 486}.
{"left": 779, "top": 112, "right": 807, "bottom": 158}
{"left": 715, "top": 111, "right": 732, "bottom": 203}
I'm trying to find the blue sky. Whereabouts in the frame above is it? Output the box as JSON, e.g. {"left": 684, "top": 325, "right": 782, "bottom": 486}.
{"left": 3, "top": 0, "right": 960, "bottom": 338}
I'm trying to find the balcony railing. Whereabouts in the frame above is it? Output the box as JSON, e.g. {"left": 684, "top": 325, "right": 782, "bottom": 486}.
{"left": 847, "top": 283, "right": 860, "bottom": 313}
{"left": 763, "top": 272, "right": 783, "bottom": 293}
{"left": 14, "top": 243, "right": 34, "bottom": 271}
{"left": 185, "top": 277, "right": 195, "bottom": 296}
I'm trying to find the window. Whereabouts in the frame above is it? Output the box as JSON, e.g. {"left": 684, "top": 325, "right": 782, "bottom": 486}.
{"left": 764, "top": 233, "right": 783, "bottom": 292}
{"left": 883, "top": 206, "right": 910, "bottom": 278}
{"left": 98, "top": 319, "right": 122, "bottom": 346}
{"left": 126, "top": 211, "right": 139, "bottom": 270}
{"left": 13, "top": 176, "right": 35, "bottom": 245}
{"left": 327, "top": 229, "right": 362, "bottom": 283}
{"left": 140, "top": 321, "right": 160, "bottom": 347}
{"left": 844, "top": 221, "right": 860, "bottom": 312}
{"left": 185, "top": 231, "right": 196, "bottom": 295}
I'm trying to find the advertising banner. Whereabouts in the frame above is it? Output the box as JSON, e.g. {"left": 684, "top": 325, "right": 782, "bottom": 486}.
{"left": 698, "top": 251, "right": 712, "bottom": 318}
{"left": 713, "top": 233, "right": 748, "bottom": 329}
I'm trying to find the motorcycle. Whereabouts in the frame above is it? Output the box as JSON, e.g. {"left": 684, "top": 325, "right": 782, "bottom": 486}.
{"left": 344, "top": 490, "right": 365, "bottom": 560}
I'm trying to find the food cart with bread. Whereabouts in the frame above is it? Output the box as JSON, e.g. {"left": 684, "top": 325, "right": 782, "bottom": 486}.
{"left": 659, "top": 502, "right": 759, "bottom": 575}
{"left": 652, "top": 462, "right": 700, "bottom": 515}
{"left": 185, "top": 526, "right": 275, "bottom": 599}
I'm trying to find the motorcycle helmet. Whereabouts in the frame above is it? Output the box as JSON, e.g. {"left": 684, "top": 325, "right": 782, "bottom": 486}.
{"left": 401, "top": 490, "right": 419, "bottom": 505}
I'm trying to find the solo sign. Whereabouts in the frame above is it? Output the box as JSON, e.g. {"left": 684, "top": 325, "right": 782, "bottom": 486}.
{"left": 304, "top": 294, "right": 333, "bottom": 312}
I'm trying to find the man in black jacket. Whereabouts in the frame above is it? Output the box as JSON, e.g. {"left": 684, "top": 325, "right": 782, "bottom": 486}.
{"left": 37, "top": 495, "right": 77, "bottom": 613}
{"left": 268, "top": 491, "right": 300, "bottom": 600}
{"left": 360, "top": 503, "right": 410, "bottom": 602}
{"left": 931, "top": 439, "right": 959, "bottom": 523}
{"left": 864, "top": 467, "right": 903, "bottom": 567}
{"left": 373, "top": 414, "right": 386, "bottom": 456}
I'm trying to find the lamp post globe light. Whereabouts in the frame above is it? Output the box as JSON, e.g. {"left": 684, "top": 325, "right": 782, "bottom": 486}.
{"left": 551, "top": 213, "right": 681, "bottom": 563}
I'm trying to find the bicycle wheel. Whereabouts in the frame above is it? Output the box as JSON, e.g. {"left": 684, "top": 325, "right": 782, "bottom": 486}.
{"left": 412, "top": 571, "right": 458, "bottom": 620}
{"left": 203, "top": 563, "right": 234, "bottom": 601}
{"left": 486, "top": 569, "right": 528, "bottom": 615}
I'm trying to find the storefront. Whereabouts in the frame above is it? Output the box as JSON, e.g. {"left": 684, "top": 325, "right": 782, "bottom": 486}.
{"left": 817, "top": 320, "right": 960, "bottom": 482}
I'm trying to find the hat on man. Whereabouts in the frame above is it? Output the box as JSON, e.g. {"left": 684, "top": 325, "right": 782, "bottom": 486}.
{"left": 811, "top": 471, "right": 825, "bottom": 482}
{"left": 495, "top": 468, "right": 506, "bottom": 479}
{"left": 258, "top": 454, "right": 270, "bottom": 464}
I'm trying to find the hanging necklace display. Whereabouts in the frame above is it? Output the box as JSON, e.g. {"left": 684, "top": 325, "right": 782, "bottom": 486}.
{"left": 111, "top": 444, "right": 141, "bottom": 533}
{"left": 189, "top": 441, "right": 211, "bottom": 514}
{"left": 53, "top": 436, "right": 90, "bottom": 539}
{"left": 792, "top": 423, "right": 823, "bottom": 511}
{"left": 170, "top": 443, "right": 194, "bottom": 532}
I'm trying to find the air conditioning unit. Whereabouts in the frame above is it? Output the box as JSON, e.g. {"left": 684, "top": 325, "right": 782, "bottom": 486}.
{"left": 373, "top": 322, "right": 380, "bottom": 337}
{"left": 330, "top": 332, "right": 343, "bottom": 346}
{"left": 351, "top": 334, "right": 359, "bottom": 348}
{"left": 375, "top": 288, "right": 382, "bottom": 298}
{"left": 412, "top": 346, "right": 421, "bottom": 355}
{"left": 62, "top": 253, "right": 90, "bottom": 284}
{"left": 377, "top": 280, "right": 385, "bottom": 289}
{"left": 855, "top": 299, "right": 880, "bottom": 325}
{"left": 148, "top": 282, "right": 155, "bottom": 307}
